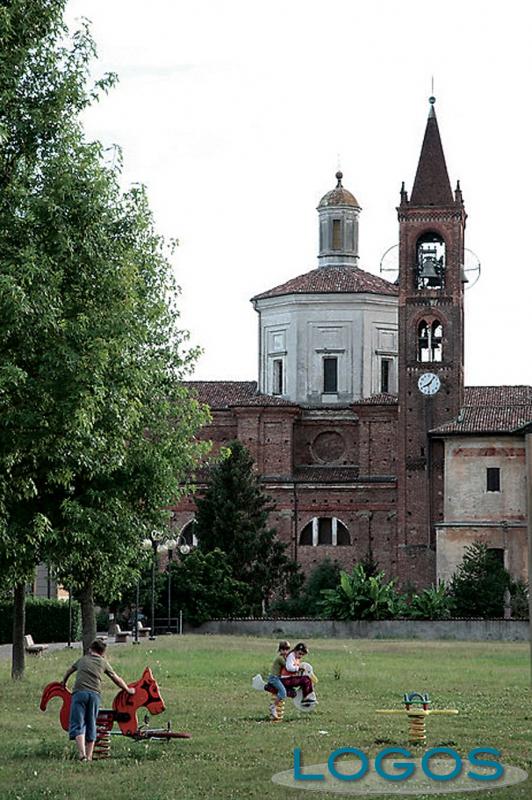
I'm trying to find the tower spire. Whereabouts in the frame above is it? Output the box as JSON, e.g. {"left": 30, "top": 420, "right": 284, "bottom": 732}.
{"left": 410, "top": 96, "right": 453, "bottom": 206}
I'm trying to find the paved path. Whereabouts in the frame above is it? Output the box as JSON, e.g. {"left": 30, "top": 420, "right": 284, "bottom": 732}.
{"left": 0, "top": 637, "right": 125, "bottom": 661}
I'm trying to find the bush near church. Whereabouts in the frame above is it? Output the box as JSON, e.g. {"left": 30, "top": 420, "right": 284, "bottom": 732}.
{"left": 0, "top": 597, "right": 81, "bottom": 644}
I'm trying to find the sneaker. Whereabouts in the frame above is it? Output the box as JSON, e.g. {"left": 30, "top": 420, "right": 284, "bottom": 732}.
{"left": 269, "top": 703, "right": 279, "bottom": 720}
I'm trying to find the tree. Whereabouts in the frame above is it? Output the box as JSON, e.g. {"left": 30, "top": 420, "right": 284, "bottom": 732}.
{"left": 195, "top": 440, "right": 301, "bottom": 613}
{"left": 449, "top": 542, "right": 511, "bottom": 618}
{"left": 0, "top": 0, "right": 108, "bottom": 677}
{"left": 167, "top": 549, "right": 250, "bottom": 626}
{"left": 0, "top": 1, "right": 209, "bottom": 669}
{"left": 270, "top": 558, "right": 340, "bottom": 617}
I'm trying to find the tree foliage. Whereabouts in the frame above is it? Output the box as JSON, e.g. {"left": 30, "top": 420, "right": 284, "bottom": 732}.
{"left": 402, "top": 582, "right": 453, "bottom": 620}
{"left": 319, "top": 563, "right": 401, "bottom": 620}
{"left": 449, "top": 542, "right": 511, "bottom": 618}
{"left": 167, "top": 549, "right": 250, "bottom": 626}
{"left": 0, "top": 0, "right": 209, "bottom": 665}
{"left": 270, "top": 558, "right": 340, "bottom": 617}
{"left": 195, "top": 440, "right": 301, "bottom": 613}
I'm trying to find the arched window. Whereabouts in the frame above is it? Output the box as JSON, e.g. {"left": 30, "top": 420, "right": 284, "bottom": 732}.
{"left": 299, "top": 517, "right": 351, "bottom": 546}
{"left": 416, "top": 232, "right": 445, "bottom": 289}
{"left": 180, "top": 520, "right": 198, "bottom": 548}
{"left": 418, "top": 319, "right": 443, "bottom": 362}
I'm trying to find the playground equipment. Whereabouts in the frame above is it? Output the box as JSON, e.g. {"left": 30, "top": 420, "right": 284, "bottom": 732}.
{"left": 252, "top": 661, "right": 318, "bottom": 722}
{"left": 376, "top": 692, "right": 458, "bottom": 745}
{"left": 40, "top": 667, "right": 191, "bottom": 758}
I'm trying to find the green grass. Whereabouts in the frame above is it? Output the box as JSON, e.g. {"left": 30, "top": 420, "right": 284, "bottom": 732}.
{"left": 0, "top": 636, "right": 530, "bottom": 799}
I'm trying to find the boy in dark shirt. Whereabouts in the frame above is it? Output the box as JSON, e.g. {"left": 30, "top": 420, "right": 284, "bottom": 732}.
{"left": 61, "top": 638, "right": 134, "bottom": 761}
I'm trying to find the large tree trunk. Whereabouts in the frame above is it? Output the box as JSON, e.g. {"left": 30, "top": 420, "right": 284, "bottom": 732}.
{"left": 77, "top": 582, "right": 96, "bottom": 654}
{"left": 11, "top": 582, "right": 26, "bottom": 680}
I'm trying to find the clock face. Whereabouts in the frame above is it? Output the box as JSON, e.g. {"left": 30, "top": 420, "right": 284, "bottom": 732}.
{"left": 417, "top": 372, "right": 441, "bottom": 396}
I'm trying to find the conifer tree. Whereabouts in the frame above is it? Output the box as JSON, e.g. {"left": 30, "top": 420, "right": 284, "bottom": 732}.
{"left": 449, "top": 541, "right": 511, "bottom": 618}
{"left": 195, "top": 440, "right": 301, "bottom": 613}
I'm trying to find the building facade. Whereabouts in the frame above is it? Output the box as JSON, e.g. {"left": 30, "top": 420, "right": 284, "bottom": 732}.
{"left": 174, "top": 99, "right": 531, "bottom": 588}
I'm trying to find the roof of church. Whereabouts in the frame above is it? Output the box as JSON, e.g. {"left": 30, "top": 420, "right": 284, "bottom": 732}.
{"left": 410, "top": 98, "right": 454, "bottom": 206}
{"left": 358, "top": 393, "right": 398, "bottom": 405}
{"left": 318, "top": 171, "right": 360, "bottom": 209}
{"left": 252, "top": 265, "right": 398, "bottom": 301}
{"left": 184, "top": 381, "right": 297, "bottom": 408}
{"left": 186, "top": 382, "right": 532, "bottom": 434}
{"left": 432, "top": 386, "right": 532, "bottom": 435}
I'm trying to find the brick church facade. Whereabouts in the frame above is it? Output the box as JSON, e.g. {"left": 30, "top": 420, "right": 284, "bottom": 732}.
{"left": 173, "top": 98, "right": 531, "bottom": 589}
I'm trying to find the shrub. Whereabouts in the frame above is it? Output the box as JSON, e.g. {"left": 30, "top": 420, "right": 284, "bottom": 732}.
{"left": 270, "top": 558, "right": 341, "bottom": 617}
{"left": 402, "top": 582, "right": 453, "bottom": 620}
{"left": 510, "top": 580, "right": 529, "bottom": 619}
{"left": 319, "top": 564, "right": 401, "bottom": 620}
{"left": 0, "top": 597, "right": 81, "bottom": 644}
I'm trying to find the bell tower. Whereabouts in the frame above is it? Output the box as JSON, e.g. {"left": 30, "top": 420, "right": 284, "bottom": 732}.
{"left": 397, "top": 97, "right": 467, "bottom": 586}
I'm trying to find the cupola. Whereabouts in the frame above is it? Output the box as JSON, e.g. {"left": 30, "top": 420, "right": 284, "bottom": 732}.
{"left": 317, "top": 171, "right": 361, "bottom": 268}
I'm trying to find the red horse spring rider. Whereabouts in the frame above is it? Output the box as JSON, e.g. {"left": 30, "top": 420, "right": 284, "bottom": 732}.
{"left": 40, "top": 667, "right": 190, "bottom": 759}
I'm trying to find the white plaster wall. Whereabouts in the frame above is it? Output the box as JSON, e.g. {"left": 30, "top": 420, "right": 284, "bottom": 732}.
{"left": 443, "top": 436, "right": 527, "bottom": 522}
{"left": 436, "top": 434, "right": 528, "bottom": 583}
{"left": 255, "top": 292, "right": 398, "bottom": 404}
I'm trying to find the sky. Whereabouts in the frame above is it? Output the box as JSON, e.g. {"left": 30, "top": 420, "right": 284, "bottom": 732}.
{"left": 65, "top": 0, "right": 532, "bottom": 387}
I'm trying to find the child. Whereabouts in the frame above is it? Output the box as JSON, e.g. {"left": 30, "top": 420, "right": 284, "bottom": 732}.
{"left": 267, "top": 640, "right": 291, "bottom": 720}
{"left": 282, "top": 642, "right": 316, "bottom": 705}
{"left": 61, "top": 638, "right": 134, "bottom": 761}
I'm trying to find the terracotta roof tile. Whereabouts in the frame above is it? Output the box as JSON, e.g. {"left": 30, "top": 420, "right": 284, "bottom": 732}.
{"left": 252, "top": 266, "right": 398, "bottom": 301}
{"left": 318, "top": 171, "right": 361, "bottom": 208}
{"left": 184, "top": 381, "right": 297, "bottom": 409}
{"left": 358, "top": 393, "right": 398, "bottom": 405}
{"left": 432, "top": 385, "right": 532, "bottom": 434}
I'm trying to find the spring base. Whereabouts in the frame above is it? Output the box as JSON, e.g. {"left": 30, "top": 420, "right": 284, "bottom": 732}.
{"left": 270, "top": 699, "right": 285, "bottom": 722}
{"left": 93, "top": 710, "right": 114, "bottom": 759}
{"left": 408, "top": 712, "right": 427, "bottom": 745}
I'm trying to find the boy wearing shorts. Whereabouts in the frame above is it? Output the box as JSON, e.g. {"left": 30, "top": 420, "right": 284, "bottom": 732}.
{"left": 61, "top": 638, "right": 134, "bottom": 761}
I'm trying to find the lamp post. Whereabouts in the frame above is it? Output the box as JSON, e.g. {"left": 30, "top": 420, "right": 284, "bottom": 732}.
{"left": 165, "top": 535, "right": 191, "bottom": 633}
{"left": 141, "top": 531, "right": 191, "bottom": 641}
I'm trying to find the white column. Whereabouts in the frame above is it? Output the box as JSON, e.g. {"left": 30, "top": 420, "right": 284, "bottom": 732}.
{"left": 332, "top": 517, "right": 338, "bottom": 546}
{"left": 312, "top": 518, "right": 319, "bottom": 547}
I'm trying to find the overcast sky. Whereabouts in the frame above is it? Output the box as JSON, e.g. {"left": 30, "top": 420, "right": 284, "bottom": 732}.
{"left": 66, "top": 0, "right": 531, "bottom": 387}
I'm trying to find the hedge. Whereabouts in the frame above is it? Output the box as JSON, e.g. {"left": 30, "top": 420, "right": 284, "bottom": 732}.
{"left": 0, "top": 597, "right": 81, "bottom": 644}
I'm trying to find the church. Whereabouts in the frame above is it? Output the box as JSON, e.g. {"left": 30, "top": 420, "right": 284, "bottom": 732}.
{"left": 174, "top": 98, "right": 531, "bottom": 589}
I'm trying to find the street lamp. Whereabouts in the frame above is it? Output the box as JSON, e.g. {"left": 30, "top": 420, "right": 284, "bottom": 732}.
{"left": 140, "top": 531, "right": 191, "bottom": 641}
{"left": 165, "top": 535, "right": 191, "bottom": 633}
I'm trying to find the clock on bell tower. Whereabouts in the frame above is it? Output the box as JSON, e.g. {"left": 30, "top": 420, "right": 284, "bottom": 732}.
{"left": 396, "top": 96, "right": 467, "bottom": 587}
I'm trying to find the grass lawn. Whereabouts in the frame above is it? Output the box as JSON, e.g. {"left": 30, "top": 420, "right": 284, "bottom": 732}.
{"left": 0, "top": 635, "right": 530, "bottom": 800}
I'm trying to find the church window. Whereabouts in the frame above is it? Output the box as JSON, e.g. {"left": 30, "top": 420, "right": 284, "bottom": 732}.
{"left": 180, "top": 520, "right": 199, "bottom": 548}
{"left": 332, "top": 219, "right": 342, "bottom": 250}
{"left": 380, "top": 358, "right": 392, "bottom": 393}
{"left": 323, "top": 357, "right": 338, "bottom": 392}
{"left": 273, "top": 359, "right": 283, "bottom": 395}
{"left": 486, "top": 467, "right": 500, "bottom": 492}
{"left": 416, "top": 232, "right": 445, "bottom": 289}
{"left": 299, "top": 517, "right": 351, "bottom": 546}
{"left": 418, "top": 320, "right": 443, "bottom": 362}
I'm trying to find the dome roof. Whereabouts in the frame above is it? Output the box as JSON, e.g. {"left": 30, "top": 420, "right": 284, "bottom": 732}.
{"left": 318, "top": 171, "right": 360, "bottom": 209}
